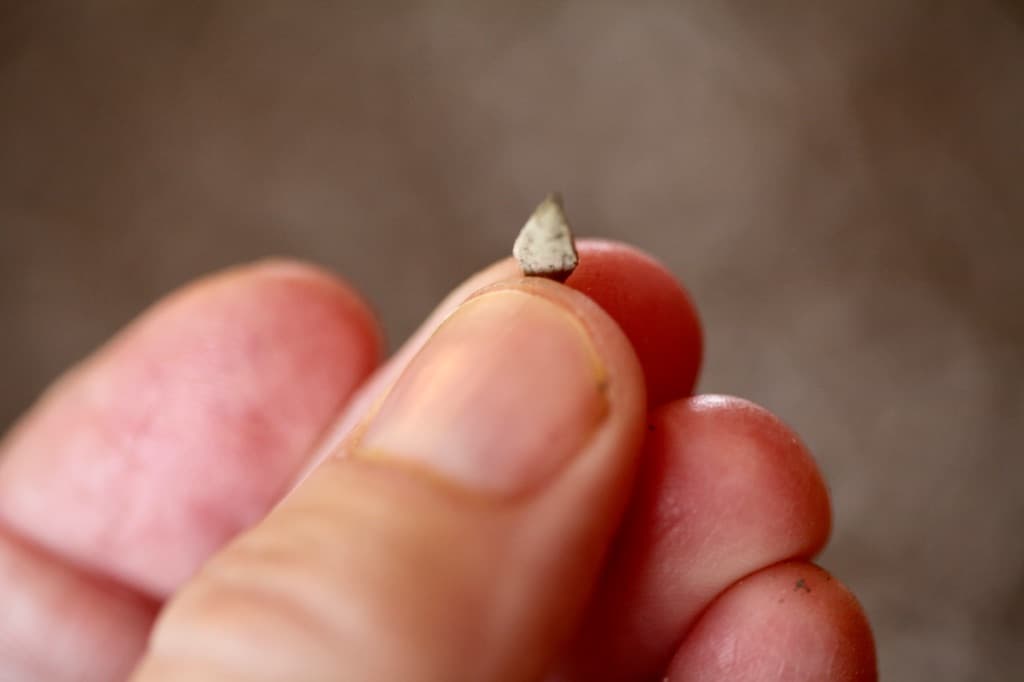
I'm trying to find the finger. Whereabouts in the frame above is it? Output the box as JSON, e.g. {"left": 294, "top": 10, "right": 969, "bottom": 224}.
{"left": 132, "top": 279, "right": 647, "bottom": 681}
{"left": 556, "top": 395, "right": 832, "bottom": 681}
{"left": 0, "top": 527, "right": 155, "bottom": 681}
{"left": 0, "top": 260, "right": 381, "bottom": 599}
{"left": 306, "top": 239, "right": 702, "bottom": 474}
{"left": 565, "top": 240, "right": 702, "bottom": 406}
{"left": 665, "top": 561, "right": 877, "bottom": 681}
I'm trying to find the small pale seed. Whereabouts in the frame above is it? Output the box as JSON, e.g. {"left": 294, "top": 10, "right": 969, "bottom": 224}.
{"left": 513, "top": 193, "right": 579, "bottom": 282}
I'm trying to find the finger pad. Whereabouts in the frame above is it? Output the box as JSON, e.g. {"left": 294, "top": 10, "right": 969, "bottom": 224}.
{"left": 559, "top": 395, "right": 831, "bottom": 680}
{"left": 0, "top": 262, "right": 381, "bottom": 597}
{"left": 565, "top": 240, "right": 702, "bottom": 405}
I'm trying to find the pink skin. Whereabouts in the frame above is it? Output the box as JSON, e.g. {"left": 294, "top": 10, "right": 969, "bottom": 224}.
{"left": 0, "top": 243, "right": 876, "bottom": 680}
{"left": 666, "top": 562, "right": 877, "bottom": 682}
{"left": 0, "top": 262, "right": 382, "bottom": 599}
{"left": 555, "top": 396, "right": 834, "bottom": 680}
{"left": 563, "top": 240, "right": 703, "bottom": 406}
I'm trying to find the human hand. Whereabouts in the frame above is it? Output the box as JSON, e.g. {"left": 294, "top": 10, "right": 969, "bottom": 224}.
{"left": 0, "top": 240, "right": 876, "bottom": 681}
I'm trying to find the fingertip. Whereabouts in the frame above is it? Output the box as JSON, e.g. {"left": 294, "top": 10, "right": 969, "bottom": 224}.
{"left": 322, "top": 238, "right": 700, "bottom": 454}
{"left": 355, "top": 278, "right": 647, "bottom": 497}
{"left": 318, "top": 238, "right": 699, "bottom": 465}
{"left": 566, "top": 240, "right": 703, "bottom": 405}
{"left": 666, "top": 561, "right": 877, "bottom": 681}
{"left": 186, "top": 258, "right": 385, "bottom": 365}
{"left": 665, "top": 394, "right": 833, "bottom": 546}
{"left": 0, "top": 258, "right": 384, "bottom": 597}
{"left": 468, "top": 275, "right": 649, "bottom": 423}
{"left": 557, "top": 394, "right": 832, "bottom": 680}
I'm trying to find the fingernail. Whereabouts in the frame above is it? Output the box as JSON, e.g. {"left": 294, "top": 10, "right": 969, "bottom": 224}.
{"left": 356, "top": 288, "right": 608, "bottom": 496}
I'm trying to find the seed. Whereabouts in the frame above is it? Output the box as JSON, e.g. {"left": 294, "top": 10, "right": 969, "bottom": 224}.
{"left": 513, "top": 193, "right": 579, "bottom": 282}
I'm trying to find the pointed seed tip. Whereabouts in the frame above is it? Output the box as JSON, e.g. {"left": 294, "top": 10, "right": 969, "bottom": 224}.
{"left": 514, "top": 191, "right": 578, "bottom": 280}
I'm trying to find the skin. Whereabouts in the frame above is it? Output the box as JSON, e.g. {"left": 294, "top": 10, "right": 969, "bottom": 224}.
{"left": 0, "top": 240, "right": 876, "bottom": 681}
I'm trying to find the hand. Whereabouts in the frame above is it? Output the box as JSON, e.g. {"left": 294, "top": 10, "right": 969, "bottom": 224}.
{"left": 0, "top": 240, "right": 876, "bottom": 681}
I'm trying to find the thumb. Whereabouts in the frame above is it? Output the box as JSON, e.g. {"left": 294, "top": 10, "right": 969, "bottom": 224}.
{"left": 131, "top": 280, "right": 646, "bottom": 681}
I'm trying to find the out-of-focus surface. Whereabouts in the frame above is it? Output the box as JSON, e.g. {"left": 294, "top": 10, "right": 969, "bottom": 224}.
{"left": 1, "top": 2, "right": 1022, "bottom": 679}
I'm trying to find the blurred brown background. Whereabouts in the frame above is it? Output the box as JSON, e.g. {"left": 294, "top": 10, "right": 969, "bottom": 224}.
{"left": 1, "top": 1, "right": 1022, "bottom": 679}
